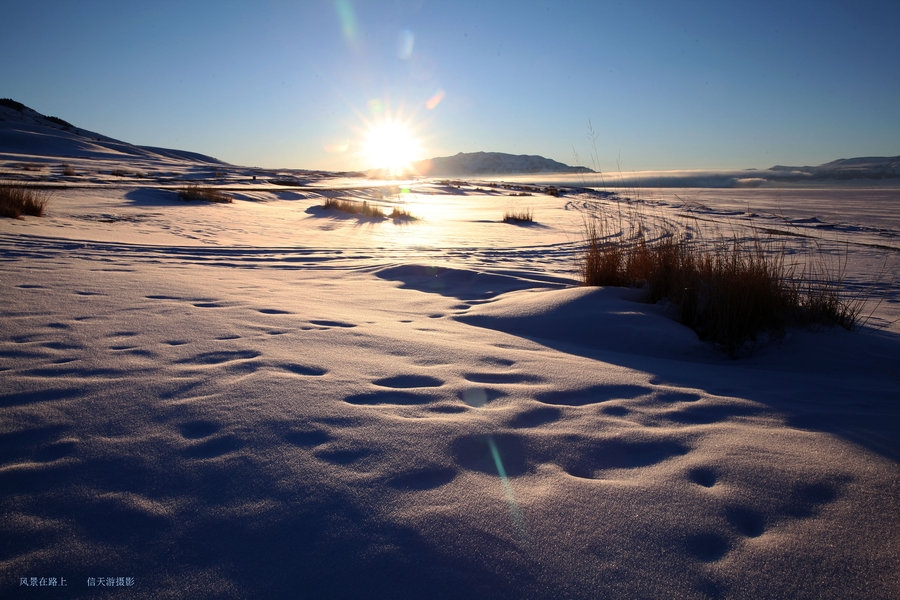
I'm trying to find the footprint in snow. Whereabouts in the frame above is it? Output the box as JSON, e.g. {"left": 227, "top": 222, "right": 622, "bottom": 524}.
{"left": 451, "top": 433, "right": 530, "bottom": 477}
{"left": 687, "top": 466, "right": 718, "bottom": 488}
{"left": 178, "top": 419, "right": 220, "bottom": 439}
{"left": 258, "top": 308, "right": 292, "bottom": 315}
{"left": 281, "top": 428, "right": 332, "bottom": 447}
{"left": 372, "top": 374, "right": 444, "bottom": 389}
{"left": 556, "top": 437, "right": 690, "bottom": 479}
{"left": 684, "top": 532, "right": 731, "bottom": 562}
{"left": 309, "top": 319, "right": 356, "bottom": 329}
{"left": 181, "top": 435, "right": 244, "bottom": 459}
{"left": 344, "top": 391, "right": 438, "bottom": 406}
{"left": 273, "top": 362, "right": 328, "bottom": 377}
{"left": 536, "top": 384, "right": 651, "bottom": 406}
{"left": 463, "top": 371, "right": 545, "bottom": 385}
{"left": 507, "top": 406, "right": 562, "bottom": 428}
{"left": 386, "top": 466, "right": 457, "bottom": 491}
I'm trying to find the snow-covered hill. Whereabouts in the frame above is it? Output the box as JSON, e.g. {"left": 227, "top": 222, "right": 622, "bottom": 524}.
{"left": 0, "top": 98, "right": 224, "bottom": 165}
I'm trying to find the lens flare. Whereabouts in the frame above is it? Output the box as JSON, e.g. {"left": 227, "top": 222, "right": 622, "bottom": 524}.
{"left": 324, "top": 142, "right": 349, "bottom": 154}
{"left": 426, "top": 89, "right": 445, "bottom": 110}
{"left": 367, "top": 98, "right": 384, "bottom": 115}
{"left": 488, "top": 436, "right": 528, "bottom": 542}
{"left": 397, "top": 29, "right": 415, "bottom": 59}
{"left": 335, "top": 0, "right": 358, "bottom": 43}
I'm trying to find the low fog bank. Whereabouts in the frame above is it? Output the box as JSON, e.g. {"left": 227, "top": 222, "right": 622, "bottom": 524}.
{"left": 490, "top": 157, "right": 900, "bottom": 188}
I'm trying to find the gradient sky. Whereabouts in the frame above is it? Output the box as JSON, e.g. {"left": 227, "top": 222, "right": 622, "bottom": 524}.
{"left": 3, "top": 0, "right": 899, "bottom": 172}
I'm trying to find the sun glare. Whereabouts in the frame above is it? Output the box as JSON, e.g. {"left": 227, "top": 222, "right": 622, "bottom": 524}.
{"left": 363, "top": 119, "right": 423, "bottom": 177}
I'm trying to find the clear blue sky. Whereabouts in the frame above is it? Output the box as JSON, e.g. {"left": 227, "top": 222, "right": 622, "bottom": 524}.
{"left": 3, "top": 0, "right": 899, "bottom": 172}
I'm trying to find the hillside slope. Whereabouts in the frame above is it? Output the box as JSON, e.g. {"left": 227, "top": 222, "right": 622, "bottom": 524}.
{"left": 0, "top": 98, "right": 223, "bottom": 164}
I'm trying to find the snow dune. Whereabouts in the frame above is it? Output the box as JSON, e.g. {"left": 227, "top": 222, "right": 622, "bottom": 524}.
{"left": 1, "top": 152, "right": 899, "bottom": 598}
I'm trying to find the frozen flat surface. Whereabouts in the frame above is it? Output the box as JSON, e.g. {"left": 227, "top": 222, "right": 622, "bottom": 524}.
{"left": 1, "top": 160, "right": 898, "bottom": 598}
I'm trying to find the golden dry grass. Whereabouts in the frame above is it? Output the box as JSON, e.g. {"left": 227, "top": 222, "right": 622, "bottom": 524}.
{"left": 325, "top": 197, "right": 421, "bottom": 221}
{"left": 322, "top": 197, "right": 385, "bottom": 218}
{"left": 503, "top": 209, "right": 534, "bottom": 223}
{"left": 0, "top": 186, "right": 50, "bottom": 218}
{"left": 177, "top": 184, "right": 233, "bottom": 204}
{"left": 578, "top": 212, "right": 863, "bottom": 355}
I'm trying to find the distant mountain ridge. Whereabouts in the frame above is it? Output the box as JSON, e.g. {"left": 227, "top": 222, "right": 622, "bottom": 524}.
{"left": 411, "top": 151, "right": 594, "bottom": 176}
{"left": 2, "top": 99, "right": 897, "bottom": 183}
{"left": 769, "top": 156, "right": 900, "bottom": 180}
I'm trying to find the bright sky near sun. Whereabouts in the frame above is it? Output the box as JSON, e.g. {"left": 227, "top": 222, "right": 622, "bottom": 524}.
{"left": 2, "top": 0, "right": 899, "bottom": 172}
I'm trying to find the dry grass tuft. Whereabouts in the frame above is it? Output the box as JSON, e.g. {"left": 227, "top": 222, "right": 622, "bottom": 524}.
{"left": 503, "top": 209, "right": 534, "bottom": 224}
{"left": 322, "top": 197, "right": 385, "bottom": 218}
{"left": 0, "top": 186, "right": 50, "bottom": 218}
{"left": 321, "top": 197, "right": 418, "bottom": 221}
{"left": 579, "top": 217, "right": 628, "bottom": 286}
{"left": 177, "top": 184, "right": 232, "bottom": 204}
{"left": 578, "top": 213, "right": 864, "bottom": 355}
{"left": 389, "top": 206, "right": 417, "bottom": 221}
{"left": 794, "top": 249, "right": 865, "bottom": 330}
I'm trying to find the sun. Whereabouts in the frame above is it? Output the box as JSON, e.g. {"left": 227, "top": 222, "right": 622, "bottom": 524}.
{"left": 363, "top": 118, "right": 423, "bottom": 177}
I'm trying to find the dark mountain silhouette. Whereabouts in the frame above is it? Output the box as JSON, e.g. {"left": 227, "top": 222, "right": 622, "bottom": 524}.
{"left": 769, "top": 156, "right": 900, "bottom": 181}
{"left": 411, "top": 151, "right": 594, "bottom": 176}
